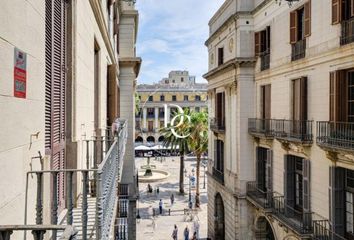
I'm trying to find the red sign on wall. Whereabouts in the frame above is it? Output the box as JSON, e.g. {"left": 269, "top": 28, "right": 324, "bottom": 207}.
{"left": 14, "top": 48, "right": 27, "bottom": 98}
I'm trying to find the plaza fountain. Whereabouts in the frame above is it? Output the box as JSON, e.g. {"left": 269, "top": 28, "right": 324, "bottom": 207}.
{"left": 138, "top": 155, "right": 170, "bottom": 182}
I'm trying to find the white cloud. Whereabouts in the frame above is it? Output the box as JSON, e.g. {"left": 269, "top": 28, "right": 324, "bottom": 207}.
{"left": 136, "top": 0, "right": 225, "bottom": 84}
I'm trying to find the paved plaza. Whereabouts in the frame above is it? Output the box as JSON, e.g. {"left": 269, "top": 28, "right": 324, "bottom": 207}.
{"left": 136, "top": 156, "right": 208, "bottom": 240}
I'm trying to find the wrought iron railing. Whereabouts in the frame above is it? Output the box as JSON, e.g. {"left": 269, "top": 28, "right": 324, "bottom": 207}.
{"left": 273, "top": 119, "right": 313, "bottom": 144}
{"left": 20, "top": 120, "right": 127, "bottom": 240}
{"left": 212, "top": 167, "right": 224, "bottom": 184}
{"left": 0, "top": 225, "right": 77, "bottom": 240}
{"left": 317, "top": 121, "right": 354, "bottom": 151}
{"left": 273, "top": 194, "right": 313, "bottom": 234}
{"left": 248, "top": 118, "right": 275, "bottom": 138}
{"left": 312, "top": 214, "right": 348, "bottom": 240}
{"left": 260, "top": 50, "right": 270, "bottom": 71}
{"left": 210, "top": 117, "right": 225, "bottom": 133}
{"left": 246, "top": 181, "right": 273, "bottom": 209}
{"left": 291, "top": 38, "right": 306, "bottom": 61}
{"left": 340, "top": 18, "right": 354, "bottom": 45}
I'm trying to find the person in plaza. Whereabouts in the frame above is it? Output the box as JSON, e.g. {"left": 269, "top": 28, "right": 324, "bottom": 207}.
{"left": 183, "top": 225, "right": 190, "bottom": 240}
{"left": 191, "top": 231, "right": 197, "bottom": 240}
{"left": 188, "top": 200, "right": 193, "bottom": 210}
{"left": 170, "top": 193, "right": 175, "bottom": 206}
{"left": 171, "top": 224, "right": 178, "bottom": 240}
{"left": 159, "top": 199, "right": 163, "bottom": 214}
{"left": 193, "top": 220, "right": 200, "bottom": 239}
{"left": 156, "top": 186, "right": 160, "bottom": 195}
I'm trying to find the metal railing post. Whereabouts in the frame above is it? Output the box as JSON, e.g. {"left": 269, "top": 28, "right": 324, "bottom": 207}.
{"left": 51, "top": 172, "right": 58, "bottom": 240}
{"left": 35, "top": 173, "right": 43, "bottom": 225}
{"left": 82, "top": 171, "right": 89, "bottom": 240}
{"left": 66, "top": 171, "right": 74, "bottom": 225}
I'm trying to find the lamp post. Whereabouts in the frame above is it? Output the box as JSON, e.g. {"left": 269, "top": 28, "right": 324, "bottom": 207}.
{"left": 202, "top": 161, "right": 207, "bottom": 189}
{"left": 184, "top": 168, "right": 191, "bottom": 202}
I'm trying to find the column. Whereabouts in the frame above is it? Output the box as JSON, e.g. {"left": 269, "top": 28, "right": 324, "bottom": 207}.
{"left": 154, "top": 107, "right": 159, "bottom": 129}
{"left": 143, "top": 107, "right": 147, "bottom": 129}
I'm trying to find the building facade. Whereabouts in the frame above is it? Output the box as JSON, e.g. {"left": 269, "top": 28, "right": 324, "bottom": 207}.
{"left": 135, "top": 71, "right": 208, "bottom": 146}
{"left": 206, "top": 0, "right": 354, "bottom": 239}
{"left": 0, "top": 0, "right": 140, "bottom": 239}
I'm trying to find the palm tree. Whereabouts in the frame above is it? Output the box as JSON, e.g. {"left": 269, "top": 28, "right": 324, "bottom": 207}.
{"left": 160, "top": 110, "right": 190, "bottom": 194}
{"left": 188, "top": 111, "right": 208, "bottom": 208}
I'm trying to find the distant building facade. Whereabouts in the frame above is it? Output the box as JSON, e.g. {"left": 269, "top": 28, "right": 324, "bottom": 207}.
{"left": 136, "top": 71, "right": 208, "bottom": 145}
{"left": 206, "top": 0, "right": 354, "bottom": 240}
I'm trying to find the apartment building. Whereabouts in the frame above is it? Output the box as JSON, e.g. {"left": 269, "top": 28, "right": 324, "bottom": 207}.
{"left": 206, "top": 0, "right": 354, "bottom": 239}
{"left": 135, "top": 71, "right": 208, "bottom": 146}
{"left": 0, "top": 0, "right": 140, "bottom": 239}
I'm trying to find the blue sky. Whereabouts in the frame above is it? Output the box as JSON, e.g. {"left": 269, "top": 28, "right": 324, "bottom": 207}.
{"left": 136, "top": 0, "right": 225, "bottom": 84}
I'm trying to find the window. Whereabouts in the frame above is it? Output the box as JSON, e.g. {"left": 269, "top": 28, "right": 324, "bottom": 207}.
{"left": 159, "top": 108, "right": 164, "bottom": 118}
{"left": 195, "top": 95, "right": 201, "bottom": 101}
{"left": 260, "top": 85, "right": 271, "bottom": 119}
{"left": 148, "top": 121, "right": 154, "bottom": 132}
{"left": 256, "top": 147, "right": 272, "bottom": 193}
{"left": 160, "top": 95, "right": 165, "bottom": 101}
{"left": 218, "top": 47, "right": 224, "bottom": 66}
{"left": 214, "top": 140, "right": 224, "bottom": 173}
{"left": 184, "top": 95, "right": 189, "bottom": 101}
{"left": 147, "top": 108, "right": 154, "bottom": 118}
{"left": 255, "top": 26, "right": 271, "bottom": 70}
{"left": 330, "top": 70, "right": 354, "bottom": 122}
{"left": 195, "top": 107, "right": 200, "bottom": 112}
{"left": 292, "top": 77, "right": 308, "bottom": 121}
{"left": 160, "top": 121, "right": 164, "bottom": 128}
{"left": 170, "top": 107, "right": 177, "bottom": 117}
{"left": 284, "top": 155, "right": 310, "bottom": 217}
{"left": 332, "top": 0, "right": 354, "bottom": 24}
{"left": 165, "top": 80, "right": 169, "bottom": 84}
{"left": 172, "top": 80, "right": 175, "bottom": 83}
{"left": 215, "top": 92, "right": 225, "bottom": 128}
{"left": 172, "top": 95, "right": 177, "bottom": 101}
{"left": 148, "top": 96, "right": 153, "bottom": 102}
{"left": 290, "top": 1, "right": 311, "bottom": 61}
{"left": 181, "top": 77, "right": 184, "bottom": 82}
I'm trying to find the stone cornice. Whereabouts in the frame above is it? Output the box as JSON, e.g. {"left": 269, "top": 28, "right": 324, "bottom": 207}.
{"left": 89, "top": 0, "right": 116, "bottom": 65}
{"left": 119, "top": 57, "right": 142, "bottom": 77}
{"left": 203, "top": 57, "right": 256, "bottom": 80}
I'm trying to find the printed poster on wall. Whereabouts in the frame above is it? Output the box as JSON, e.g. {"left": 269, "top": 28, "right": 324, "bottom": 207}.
{"left": 14, "top": 48, "right": 27, "bottom": 98}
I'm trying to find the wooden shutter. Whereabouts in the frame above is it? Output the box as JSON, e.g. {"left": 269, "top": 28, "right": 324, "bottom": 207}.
{"left": 214, "top": 140, "right": 217, "bottom": 169}
{"left": 290, "top": 10, "right": 298, "bottom": 44}
{"left": 300, "top": 77, "right": 308, "bottom": 121}
{"left": 45, "top": 0, "right": 67, "bottom": 211}
{"left": 264, "top": 85, "right": 271, "bottom": 119}
{"left": 292, "top": 79, "right": 301, "bottom": 121}
{"left": 332, "top": 0, "right": 342, "bottom": 24}
{"left": 330, "top": 72, "right": 335, "bottom": 122}
{"left": 351, "top": 0, "right": 354, "bottom": 17}
{"left": 266, "top": 26, "right": 271, "bottom": 51}
{"left": 255, "top": 31, "right": 260, "bottom": 56}
{"left": 266, "top": 149, "right": 273, "bottom": 192}
{"left": 284, "top": 155, "right": 296, "bottom": 210}
{"left": 337, "top": 71, "right": 348, "bottom": 122}
{"left": 304, "top": 0, "right": 311, "bottom": 37}
{"left": 302, "top": 159, "right": 311, "bottom": 212}
{"left": 256, "top": 147, "right": 266, "bottom": 191}
{"left": 329, "top": 167, "right": 345, "bottom": 236}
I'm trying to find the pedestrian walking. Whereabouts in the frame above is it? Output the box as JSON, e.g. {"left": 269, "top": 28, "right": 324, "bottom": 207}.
{"left": 183, "top": 225, "right": 190, "bottom": 240}
{"left": 170, "top": 193, "right": 175, "bottom": 206}
{"left": 193, "top": 220, "right": 200, "bottom": 239}
{"left": 157, "top": 186, "right": 160, "bottom": 195}
{"left": 159, "top": 199, "right": 163, "bottom": 215}
{"left": 191, "top": 231, "right": 197, "bottom": 240}
{"left": 171, "top": 224, "right": 178, "bottom": 240}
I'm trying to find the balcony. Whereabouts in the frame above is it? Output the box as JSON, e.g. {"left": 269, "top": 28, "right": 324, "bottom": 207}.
{"left": 246, "top": 182, "right": 273, "bottom": 210}
{"left": 210, "top": 117, "right": 225, "bottom": 133}
{"left": 340, "top": 18, "right": 354, "bottom": 45}
{"left": 1, "top": 120, "right": 128, "bottom": 240}
{"left": 316, "top": 121, "right": 354, "bottom": 153}
{"left": 260, "top": 50, "right": 270, "bottom": 71}
{"left": 273, "top": 194, "right": 313, "bottom": 235}
{"left": 212, "top": 167, "right": 224, "bottom": 185}
{"left": 273, "top": 119, "right": 313, "bottom": 145}
{"left": 291, "top": 39, "right": 306, "bottom": 61}
{"left": 248, "top": 118, "right": 274, "bottom": 139}
{"left": 312, "top": 216, "right": 347, "bottom": 240}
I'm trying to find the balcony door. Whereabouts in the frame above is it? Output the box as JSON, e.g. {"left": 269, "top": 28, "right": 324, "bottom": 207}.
{"left": 45, "top": 0, "right": 68, "bottom": 212}
{"left": 256, "top": 147, "right": 272, "bottom": 194}
{"left": 215, "top": 92, "right": 225, "bottom": 128}
{"left": 292, "top": 77, "right": 308, "bottom": 137}
{"left": 261, "top": 85, "right": 271, "bottom": 132}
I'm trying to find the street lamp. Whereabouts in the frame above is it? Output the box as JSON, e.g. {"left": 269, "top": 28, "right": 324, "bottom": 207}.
{"left": 184, "top": 168, "right": 191, "bottom": 202}
{"left": 202, "top": 161, "right": 207, "bottom": 189}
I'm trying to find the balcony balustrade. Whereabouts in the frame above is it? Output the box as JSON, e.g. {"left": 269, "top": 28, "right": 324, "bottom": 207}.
{"left": 212, "top": 167, "right": 224, "bottom": 185}
{"left": 317, "top": 121, "right": 354, "bottom": 152}
{"left": 273, "top": 119, "right": 313, "bottom": 144}
{"left": 291, "top": 38, "right": 306, "bottom": 61}
{"left": 312, "top": 217, "right": 347, "bottom": 240}
{"left": 210, "top": 117, "right": 225, "bottom": 133}
{"left": 260, "top": 50, "right": 270, "bottom": 71}
{"left": 340, "top": 18, "right": 354, "bottom": 45}
{"left": 246, "top": 182, "right": 273, "bottom": 210}
{"left": 273, "top": 194, "right": 312, "bottom": 235}
{"left": 248, "top": 118, "right": 274, "bottom": 139}
{"left": 1, "top": 120, "right": 128, "bottom": 240}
